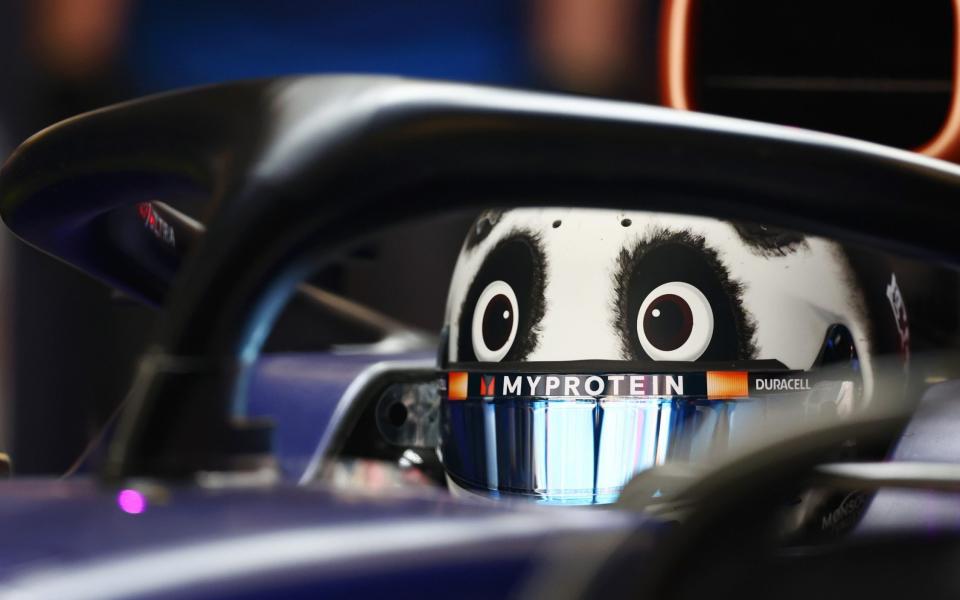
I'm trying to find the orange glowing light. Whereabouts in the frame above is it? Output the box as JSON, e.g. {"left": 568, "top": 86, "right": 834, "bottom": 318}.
{"left": 660, "top": 0, "right": 960, "bottom": 161}
{"left": 918, "top": 0, "right": 960, "bottom": 160}
{"left": 659, "top": 0, "right": 695, "bottom": 111}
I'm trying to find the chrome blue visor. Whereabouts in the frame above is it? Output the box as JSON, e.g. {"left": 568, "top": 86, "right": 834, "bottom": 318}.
{"left": 440, "top": 368, "right": 856, "bottom": 505}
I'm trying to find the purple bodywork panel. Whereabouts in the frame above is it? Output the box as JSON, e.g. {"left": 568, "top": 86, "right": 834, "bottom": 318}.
{"left": 858, "top": 380, "right": 960, "bottom": 533}
{"left": 240, "top": 351, "right": 431, "bottom": 480}
{"left": 72, "top": 351, "right": 429, "bottom": 480}
{"left": 0, "top": 479, "right": 636, "bottom": 598}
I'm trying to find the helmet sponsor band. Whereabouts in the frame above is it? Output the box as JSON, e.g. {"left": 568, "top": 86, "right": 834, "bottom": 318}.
{"left": 446, "top": 370, "right": 815, "bottom": 401}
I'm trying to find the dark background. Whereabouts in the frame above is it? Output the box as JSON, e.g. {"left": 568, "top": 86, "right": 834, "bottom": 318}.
{"left": 0, "top": 0, "right": 661, "bottom": 473}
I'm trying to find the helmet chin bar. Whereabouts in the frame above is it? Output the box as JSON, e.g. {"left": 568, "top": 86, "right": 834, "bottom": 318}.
{"left": 438, "top": 376, "right": 857, "bottom": 505}
{"left": 371, "top": 361, "right": 860, "bottom": 506}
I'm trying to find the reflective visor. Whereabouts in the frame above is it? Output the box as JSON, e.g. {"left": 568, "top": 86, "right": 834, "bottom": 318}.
{"left": 440, "top": 370, "right": 855, "bottom": 505}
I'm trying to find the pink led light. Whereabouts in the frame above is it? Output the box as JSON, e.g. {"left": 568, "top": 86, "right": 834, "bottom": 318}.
{"left": 117, "top": 489, "right": 147, "bottom": 515}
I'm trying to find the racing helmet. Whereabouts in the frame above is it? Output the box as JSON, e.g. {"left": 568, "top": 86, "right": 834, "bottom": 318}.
{"left": 438, "top": 208, "right": 909, "bottom": 506}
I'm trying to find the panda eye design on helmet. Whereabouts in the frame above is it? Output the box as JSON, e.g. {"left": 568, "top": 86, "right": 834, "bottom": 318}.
{"left": 471, "top": 280, "right": 519, "bottom": 361}
{"left": 457, "top": 231, "right": 547, "bottom": 363}
{"left": 614, "top": 228, "right": 758, "bottom": 362}
{"left": 637, "top": 281, "right": 715, "bottom": 360}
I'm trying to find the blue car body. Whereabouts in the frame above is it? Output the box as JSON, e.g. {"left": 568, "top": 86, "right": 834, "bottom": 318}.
{"left": 0, "top": 351, "right": 955, "bottom": 597}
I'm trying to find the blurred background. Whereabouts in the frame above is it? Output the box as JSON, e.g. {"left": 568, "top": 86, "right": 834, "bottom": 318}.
{"left": 0, "top": 0, "right": 662, "bottom": 473}
{"left": 0, "top": 0, "right": 957, "bottom": 473}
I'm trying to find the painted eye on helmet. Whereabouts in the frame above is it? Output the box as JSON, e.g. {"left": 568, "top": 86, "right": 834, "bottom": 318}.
{"left": 471, "top": 280, "right": 519, "bottom": 362}
{"left": 456, "top": 231, "right": 547, "bottom": 363}
{"left": 636, "top": 281, "right": 714, "bottom": 361}
{"left": 614, "top": 231, "right": 756, "bottom": 362}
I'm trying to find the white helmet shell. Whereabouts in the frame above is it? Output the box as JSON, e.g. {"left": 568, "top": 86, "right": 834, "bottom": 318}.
{"left": 444, "top": 208, "right": 873, "bottom": 397}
